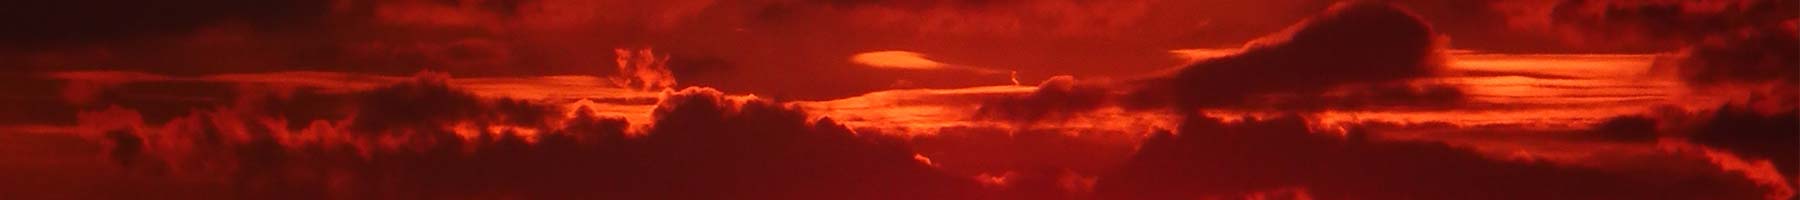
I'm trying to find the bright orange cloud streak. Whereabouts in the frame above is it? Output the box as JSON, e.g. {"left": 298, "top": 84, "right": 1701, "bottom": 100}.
{"left": 1167, "top": 48, "right": 1242, "bottom": 62}
{"left": 852, "top": 50, "right": 1010, "bottom": 75}
{"left": 852, "top": 51, "right": 947, "bottom": 70}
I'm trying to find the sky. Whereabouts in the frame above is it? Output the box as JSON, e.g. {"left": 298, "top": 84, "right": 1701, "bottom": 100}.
{"left": 0, "top": 0, "right": 1795, "bottom": 199}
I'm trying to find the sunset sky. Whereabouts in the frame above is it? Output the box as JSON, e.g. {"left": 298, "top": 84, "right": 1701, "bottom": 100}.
{"left": 1, "top": 0, "right": 1796, "bottom": 199}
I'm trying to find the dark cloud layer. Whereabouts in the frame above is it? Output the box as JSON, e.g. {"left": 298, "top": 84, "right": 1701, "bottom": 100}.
{"left": 1, "top": 0, "right": 330, "bottom": 48}
{"left": 1542, "top": 0, "right": 1798, "bottom": 51}
{"left": 1675, "top": 25, "right": 1799, "bottom": 88}
{"left": 50, "top": 76, "right": 984, "bottom": 199}
{"left": 1096, "top": 116, "right": 1777, "bottom": 199}
{"left": 1690, "top": 106, "right": 1800, "bottom": 185}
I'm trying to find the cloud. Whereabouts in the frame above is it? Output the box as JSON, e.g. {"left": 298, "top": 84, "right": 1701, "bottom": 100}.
{"left": 974, "top": 76, "right": 1113, "bottom": 122}
{"left": 1095, "top": 115, "right": 1784, "bottom": 199}
{"left": 1586, "top": 114, "right": 1660, "bottom": 142}
{"left": 63, "top": 71, "right": 1761, "bottom": 199}
{"left": 46, "top": 71, "right": 175, "bottom": 106}
{"left": 1166, "top": 48, "right": 1242, "bottom": 62}
{"left": 853, "top": 50, "right": 1011, "bottom": 75}
{"left": 1673, "top": 24, "right": 1798, "bottom": 87}
{"left": 1530, "top": 0, "right": 1798, "bottom": 103}
{"left": 343, "top": 72, "right": 559, "bottom": 135}
{"left": 974, "top": 2, "right": 1466, "bottom": 123}
{"left": 853, "top": 51, "right": 949, "bottom": 70}
{"left": 613, "top": 48, "right": 679, "bottom": 91}
{"left": 1570, "top": 3, "right": 1800, "bottom": 180}
{"left": 635, "top": 87, "right": 980, "bottom": 199}
{"left": 39, "top": 70, "right": 668, "bottom": 126}
{"left": 953, "top": 3, "right": 1792, "bottom": 198}
{"left": 1582, "top": 104, "right": 1797, "bottom": 192}
{"left": 1538, "top": 0, "right": 1797, "bottom": 50}
{"left": 6, "top": 1, "right": 1793, "bottom": 199}
{"left": 1137, "top": 1, "right": 1451, "bottom": 109}
{"left": 906, "top": 125, "right": 1146, "bottom": 198}
{"left": 38, "top": 74, "right": 991, "bottom": 199}
{"left": 1686, "top": 106, "right": 1799, "bottom": 186}
{"left": 1665, "top": 23, "right": 1799, "bottom": 112}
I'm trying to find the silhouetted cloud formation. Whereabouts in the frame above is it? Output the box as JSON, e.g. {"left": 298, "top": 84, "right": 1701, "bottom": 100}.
{"left": 977, "top": 2, "right": 1466, "bottom": 122}
{"left": 1141, "top": 2, "right": 1448, "bottom": 108}
{"left": 73, "top": 75, "right": 983, "bottom": 199}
